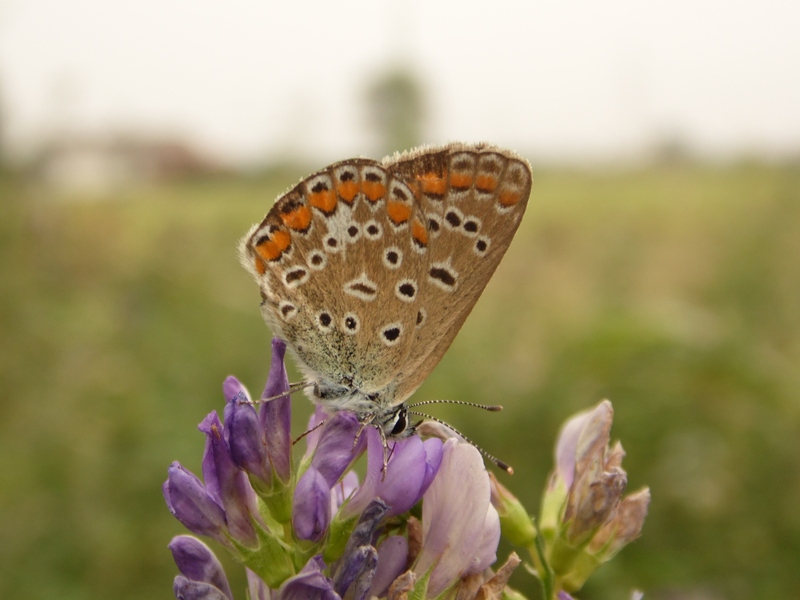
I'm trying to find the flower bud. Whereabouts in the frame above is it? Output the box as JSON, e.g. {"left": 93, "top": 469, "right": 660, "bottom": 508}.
{"left": 542, "top": 400, "right": 650, "bottom": 590}
{"left": 293, "top": 466, "right": 332, "bottom": 542}
{"left": 163, "top": 463, "right": 228, "bottom": 544}
{"left": 169, "top": 535, "right": 233, "bottom": 600}
{"left": 588, "top": 487, "right": 650, "bottom": 559}
{"left": 489, "top": 472, "right": 537, "bottom": 547}
{"left": 279, "top": 556, "right": 339, "bottom": 600}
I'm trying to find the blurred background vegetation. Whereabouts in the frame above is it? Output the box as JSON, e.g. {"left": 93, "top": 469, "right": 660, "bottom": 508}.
{"left": 2, "top": 155, "right": 799, "bottom": 600}
{"left": 2, "top": 2, "right": 800, "bottom": 599}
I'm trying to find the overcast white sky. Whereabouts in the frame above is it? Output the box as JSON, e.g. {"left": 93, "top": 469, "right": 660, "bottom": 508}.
{"left": 2, "top": 0, "right": 799, "bottom": 165}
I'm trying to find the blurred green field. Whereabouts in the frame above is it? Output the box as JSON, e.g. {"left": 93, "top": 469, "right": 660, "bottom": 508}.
{"left": 1, "top": 163, "right": 799, "bottom": 599}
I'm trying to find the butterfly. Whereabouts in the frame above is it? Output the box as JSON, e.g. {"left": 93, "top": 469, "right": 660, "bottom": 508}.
{"left": 239, "top": 142, "right": 532, "bottom": 443}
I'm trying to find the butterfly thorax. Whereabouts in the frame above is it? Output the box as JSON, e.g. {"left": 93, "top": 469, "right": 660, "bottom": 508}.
{"left": 309, "top": 378, "right": 413, "bottom": 438}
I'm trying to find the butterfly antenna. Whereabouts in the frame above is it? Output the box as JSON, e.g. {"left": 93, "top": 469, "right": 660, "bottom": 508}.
{"left": 247, "top": 381, "right": 312, "bottom": 406}
{"left": 407, "top": 399, "right": 503, "bottom": 412}
{"left": 408, "top": 411, "right": 514, "bottom": 475}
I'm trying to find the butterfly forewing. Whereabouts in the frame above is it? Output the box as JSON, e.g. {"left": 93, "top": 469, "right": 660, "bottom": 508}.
{"left": 383, "top": 143, "right": 532, "bottom": 403}
{"left": 240, "top": 159, "right": 429, "bottom": 394}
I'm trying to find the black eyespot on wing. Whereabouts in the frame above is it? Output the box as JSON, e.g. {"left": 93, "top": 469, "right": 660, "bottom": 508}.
{"left": 285, "top": 268, "right": 307, "bottom": 284}
{"left": 445, "top": 211, "right": 461, "bottom": 227}
{"left": 383, "top": 326, "right": 401, "bottom": 342}
{"left": 399, "top": 282, "right": 415, "bottom": 298}
{"left": 430, "top": 267, "right": 456, "bottom": 287}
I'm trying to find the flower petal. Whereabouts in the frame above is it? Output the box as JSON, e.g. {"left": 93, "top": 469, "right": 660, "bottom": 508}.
{"left": 222, "top": 376, "right": 250, "bottom": 407}
{"left": 293, "top": 466, "right": 332, "bottom": 542}
{"left": 333, "top": 545, "right": 378, "bottom": 600}
{"left": 199, "top": 412, "right": 259, "bottom": 546}
{"left": 311, "top": 411, "right": 365, "bottom": 487}
{"left": 261, "top": 338, "right": 292, "bottom": 482}
{"left": 415, "top": 440, "right": 498, "bottom": 597}
{"left": 346, "top": 430, "right": 440, "bottom": 518}
{"left": 279, "top": 556, "right": 341, "bottom": 600}
{"left": 173, "top": 576, "right": 231, "bottom": 600}
{"left": 226, "top": 397, "right": 272, "bottom": 487}
{"left": 163, "top": 462, "right": 227, "bottom": 540}
{"left": 169, "top": 535, "right": 233, "bottom": 600}
{"left": 367, "top": 536, "right": 408, "bottom": 598}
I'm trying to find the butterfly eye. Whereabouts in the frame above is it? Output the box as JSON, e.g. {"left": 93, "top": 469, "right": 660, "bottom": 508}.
{"left": 390, "top": 408, "right": 408, "bottom": 437}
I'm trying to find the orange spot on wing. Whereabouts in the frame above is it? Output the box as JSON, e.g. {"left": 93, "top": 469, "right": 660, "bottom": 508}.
{"left": 280, "top": 206, "right": 312, "bottom": 231}
{"left": 420, "top": 172, "right": 448, "bottom": 196}
{"left": 309, "top": 189, "right": 337, "bottom": 214}
{"left": 499, "top": 189, "right": 523, "bottom": 207}
{"left": 363, "top": 181, "right": 386, "bottom": 202}
{"left": 255, "top": 229, "right": 291, "bottom": 262}
{"left": 254, "top": 257, "right": 267, "bottom": 274}
{"left": 450, "top": 172, "right": 473, "bottom": 189}
{"left": 412, "top": 218, "right": 428, "bottom": 246}
{"left": 476, "top": 174, "right": 497, "bottom": 192}
{"left": 337, "top": 180, "right": 359, "bottom": 203}
{"left": 387, "top": 200, "right": 412, "bottom": 225}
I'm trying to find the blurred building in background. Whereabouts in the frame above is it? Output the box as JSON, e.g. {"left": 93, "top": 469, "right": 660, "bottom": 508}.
{"left": 31, "top": 133, "right": 227, "bottom": 196}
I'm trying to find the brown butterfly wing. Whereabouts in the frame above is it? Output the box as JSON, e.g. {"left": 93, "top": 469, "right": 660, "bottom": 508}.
{"left": 239, "top": 159, "right": 429, "bottom": 393}
{"left": 383, "top": 142, "right": 532, "bottom": 403}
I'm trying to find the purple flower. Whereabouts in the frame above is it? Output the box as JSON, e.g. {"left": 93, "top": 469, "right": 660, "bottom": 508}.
{"left": 292, "top": 410, "right": 367, "bottom": 541}
{"left": 414, "top": 439, "right": 500, "bottom": 597}
{"left": 293, "top": 466, "right": 332, "bottom": 542}
{"left": 224, "top": 378, "right": 273, "bottom": 490}
{"left": 165, "top": 337, "right": 540, "bottom": 600}
{"left": 163, "top": 462, "right": 228, "bottom": 546}
{"left": 169, "top": 535, "right": 233, "bottom": 600}
{"left": 366, "top": 536, "right": 408, "bottom": 598}
{"left": 279, "top": 556, "right": 341, "bottom": 600}
{"left": 552, "top": 400, "right": 627, "bottom": 547}
{"left": 305, "top": 411, "right": 366, "bottom": 487}
{"left": 173, "top": 577, "right": 231, "bottom": 600}
{"left": 332, "top": 500, "right": 387, "bottom": 600}
{"left": 224, "top": 339, "right": 292, "bottom": 490}
{"left": 541, "top": 400, "right": 651, "bottom": 593}
{"left": 199, "top": 412, "right": 260, "bottom": 547}
{"left": 343, "top": 427, "right": 443, "bottom": 518}
{"left": 259, "top": 338, "right": 292, "bottom": 482}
